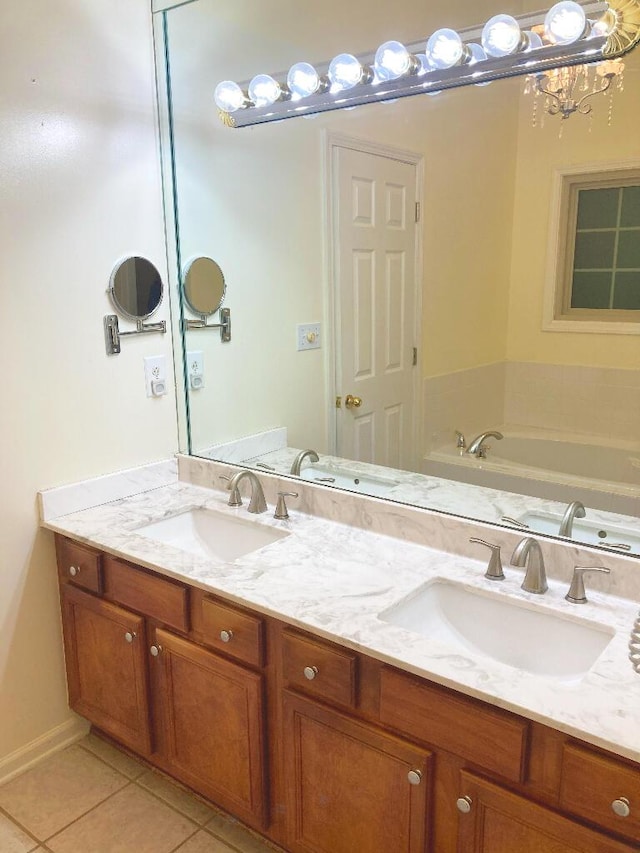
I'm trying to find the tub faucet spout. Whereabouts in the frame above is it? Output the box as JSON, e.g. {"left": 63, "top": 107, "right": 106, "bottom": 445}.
{"left": 559, "top": 501, "right": 586, "bottom": 537}
{"left": 467, "top": 431, "right": 503, "bottom": 458}
{"left": 511, "top": 537, "right": 548, "bottom": 594}
{"left": 290, "top": 449, "right": 319, "bottom": 476}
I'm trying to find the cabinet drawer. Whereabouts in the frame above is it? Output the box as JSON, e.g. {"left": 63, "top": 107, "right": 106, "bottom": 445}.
{"left": 103, "top": 557, "right": 189, "bottom": 632}
{"left": 282, "top": 630, "right": 357, "bottom": 709}
{"left": 379, "top": 667, "right": 528, "bottom": 783}
{"left": 56, "top": 536, "right": 102, "bottom": 593}
{"left": 198, "top": 596, "right": 264, "bottom": 668}
{"left": 560, "top": 743, "right": 640, "bottom": 840}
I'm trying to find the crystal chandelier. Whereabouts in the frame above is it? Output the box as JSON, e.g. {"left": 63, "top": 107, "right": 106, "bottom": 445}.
{"left": 524, "top": 57, "right": 625, "bottom": 125}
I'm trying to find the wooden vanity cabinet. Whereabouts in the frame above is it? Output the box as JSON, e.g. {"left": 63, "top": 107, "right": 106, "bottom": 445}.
{"left": 55, "top": 535, "right": 640, "bottom": 853}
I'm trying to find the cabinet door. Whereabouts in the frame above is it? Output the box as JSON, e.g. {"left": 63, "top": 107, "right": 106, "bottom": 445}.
{"left": 456, "top": 772, "right": 636, "bottom": 852}
{"left": 61, "top": 584, "right": 152, "bottom": 755}
{"left": 153, "top": 628, "right": 267, "bottom": 829}
{"left": 283, "top": 691, "right": 431, "bottom": 853}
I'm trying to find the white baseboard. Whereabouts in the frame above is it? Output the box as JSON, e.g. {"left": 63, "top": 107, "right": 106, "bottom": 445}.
{"left": 0, "top": 715, "right": 90, "bottom": 785}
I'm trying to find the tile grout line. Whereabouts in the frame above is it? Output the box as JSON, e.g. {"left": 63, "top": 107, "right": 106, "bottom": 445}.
{"left": 0, "top": 802, "right": 43, "bottom": 851}
{"left": 43, "top": 779, "right": 136, "bottom": 846}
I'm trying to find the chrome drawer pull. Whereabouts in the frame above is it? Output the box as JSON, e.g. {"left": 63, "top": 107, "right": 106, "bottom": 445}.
{"left": 124, "top": 631, "right": 137, "bottom": 644}
{"left": 612, "top": 797, "right": 631, "bottom": 818}
{"left": 220, "top": 630, "right": 234, "bottom": 643}
{"left": 407, "top": 770, "right": 422, "bottom": 786}
{"left": 303, "top": 665, "right": 318, "bottom": 680}
{"left": 150, "top": 645, "right": 163, "bottom": 657}
{"left": 456, "top": 796, "right": 473, "bottom": 814}
{"left": 69, "top": 565, "right": 80, "bottom": 577}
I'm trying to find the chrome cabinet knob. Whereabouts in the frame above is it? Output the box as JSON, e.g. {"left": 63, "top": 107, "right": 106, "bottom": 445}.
{"left": 407, "top": 770, "right": 422, "bottom": 786}
{"left": 124, "top": 631, "right": 136, "bottom": 644}
{"left": 612, "top": 797, "right": 631, "bottom": 818}
{"left": 69, "top": 565, "right": 80, "bottom": 577}
{"left": 150, "top": 644, "right": 162, "bottom": 657}
{"left": 456, "top": 796, "right": 473, "bottom": 814}
{"left": 303, "top": 665, "right": 318, "bottom": 680}
{"left": 219, "top": 630, "right": 233, "bottom": 643}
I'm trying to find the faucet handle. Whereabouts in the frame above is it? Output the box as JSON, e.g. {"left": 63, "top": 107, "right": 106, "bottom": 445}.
{"left": 274, "top": 491, "right": 298, "bottom": 520}
{"left": 219, "top": 475, "right": 242, "bottom": 507}
{"left": 455, "top": 430, "right": 466, "bottom": 450}
{"left": 469, "top": 538, "right": 505, "bottom": 580}
{"left": 565, "top": 565, "right": 611, "bottom": 604}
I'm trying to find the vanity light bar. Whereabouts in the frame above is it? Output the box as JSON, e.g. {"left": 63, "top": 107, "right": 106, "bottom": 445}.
{"left": 215, "top": 0, "right": 640, "bottom": 128}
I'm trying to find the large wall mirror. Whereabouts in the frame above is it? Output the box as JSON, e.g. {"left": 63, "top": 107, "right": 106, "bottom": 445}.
{"left": 156, "top": 0, "right": 640, "bottom": 555}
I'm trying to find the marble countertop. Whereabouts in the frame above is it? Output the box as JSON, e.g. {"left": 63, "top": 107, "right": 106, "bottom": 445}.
{"left": 41, "top": 479, "right": 640, "bottom": 763}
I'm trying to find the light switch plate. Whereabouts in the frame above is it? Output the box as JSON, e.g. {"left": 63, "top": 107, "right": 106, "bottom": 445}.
{"left": 297, "top": 323, "right": 321, "bottom": 351}
{"left": 144, "top": 355, "right": 167, "bottom": 397}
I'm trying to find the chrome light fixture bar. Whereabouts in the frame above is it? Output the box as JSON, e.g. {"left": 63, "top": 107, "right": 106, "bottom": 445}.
{"left": 215, "top": 0, "right": 640, "bottom": 128}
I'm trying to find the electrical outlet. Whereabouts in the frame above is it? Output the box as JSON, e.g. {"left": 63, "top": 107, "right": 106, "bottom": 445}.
{"left": 297, "top": 323, "right": 321, "bottom": 351}
{"left": 187, "top": 350, "right": 204, "bottom": 390}
{"left": 144, "top": 355, "right": 167, "bottom": 398}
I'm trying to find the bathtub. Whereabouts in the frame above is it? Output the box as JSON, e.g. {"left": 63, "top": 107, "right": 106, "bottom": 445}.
{"left": 423, "top": 431, "right": 640, "bottom": 517}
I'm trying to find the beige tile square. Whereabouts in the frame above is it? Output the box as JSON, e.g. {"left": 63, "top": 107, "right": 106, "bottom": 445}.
{"left": 174, "top": 831, "right": 236, "bottom": 852}
{"left": 47, "top": 785, "right": 197, "bottom": 853}
{"left": 0, "top": 745, "right": 129, "bottom": 840}
{"left": 205, "top": 812, "right": 284, "bottom": 853}
{"left": 137, "top": 770, "right": 214, "bottom": 824}
{"left": 0, "top": 813, "right": 38, "bottom": 852}
{"left": 79, "top": 733, "right": 146, "bottom": 780}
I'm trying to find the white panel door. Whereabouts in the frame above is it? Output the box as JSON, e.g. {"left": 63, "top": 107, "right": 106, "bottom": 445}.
{"left": 333, "top": 145, "right": 418, "bottom": 470}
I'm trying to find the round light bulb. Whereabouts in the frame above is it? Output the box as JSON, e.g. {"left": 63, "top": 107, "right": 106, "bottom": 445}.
{"left": 544, "top": 1, "right": 587, "bottom": 45}
{"left": 327, "top": 53, "right": 364, "bottom": 91}
{"left": 247, "top": 74, "right": 281, "bottom": 108}
{"left": 287, "top": 62, "right": 320, "bottom": 98}
{"left": 374, "top": 40, "right": 412, "bottom": 80}
{"left": 415, "top": 53, "right": 432, "bottom": 75}
{"left": 482, "top": 14, "right": 523, "bottom": 57}
{"left": 214, "top": 80, "right": 245, "bottom": 113}
{"left": 425, "top": 28, "right": 464, "bottom": 69}
{"left": 523, "top": 30, "right": 544, "bottom": 51}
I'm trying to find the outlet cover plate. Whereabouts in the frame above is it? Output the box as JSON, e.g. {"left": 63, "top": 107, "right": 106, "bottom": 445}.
{"left": 297, "top": 323, "right": 321, "bottom": 351}
{"left": 144, "top": 355, "right": 167, "bottom": 397}
{"left": 187, "top": 350, "right": 204, "bottom": 390}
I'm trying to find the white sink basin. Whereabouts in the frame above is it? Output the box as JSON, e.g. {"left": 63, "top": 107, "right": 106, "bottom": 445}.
{"left": 379, "top": 580, "right": 613, "bottom": 680}
{"left": 518, "top": 512, "right": 640, "bottom": 552}
{"left": 135, "top": 508, "right": 289, "bottom": 562}
{"left": 299, "top": 464, "right": 399, "bottom": 498}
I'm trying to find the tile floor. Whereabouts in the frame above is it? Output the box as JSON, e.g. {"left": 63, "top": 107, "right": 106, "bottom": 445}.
{"left": 0, "top": 734, "right": 285, "bottom": 853}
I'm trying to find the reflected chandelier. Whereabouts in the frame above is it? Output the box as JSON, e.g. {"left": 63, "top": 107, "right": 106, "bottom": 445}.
{"left": 524, "top": 57, "right": 625, "bottom": 125}
{"left": 214, "top": 0, "right": 640, "bottom": 129}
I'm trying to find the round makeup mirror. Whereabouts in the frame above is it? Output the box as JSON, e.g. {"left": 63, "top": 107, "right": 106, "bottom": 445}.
{"left": 183, "top": 257, "right": 226, "bottom": 317}
{"left": 109, "top": 257, "right": 163, "bottom": 320}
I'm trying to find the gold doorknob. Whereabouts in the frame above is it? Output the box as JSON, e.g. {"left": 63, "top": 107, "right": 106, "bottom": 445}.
{"left": 344, "top": 394, "right": 362, "bottom": 409}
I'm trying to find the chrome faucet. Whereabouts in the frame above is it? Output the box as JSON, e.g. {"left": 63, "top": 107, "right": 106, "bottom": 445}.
{"left": 466, "top": 431, "right": 503, "bottom": 458}
{"left": 558, "top": 501, "right": 586, "bottom": 537}
{"left": 511, "top": 537, "right": 548, "bottom": 594}
{"left": 225, "top": 470, "right": 267, "bottom": 514}
{"left": 290, "top": 449, "right": 319, "bottom": 476}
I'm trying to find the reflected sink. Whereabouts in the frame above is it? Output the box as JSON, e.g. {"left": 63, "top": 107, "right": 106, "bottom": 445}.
{"left": 135, "top": 508, "right": 289, "bottom": 562}
{"left": 379, "top": 580, "right": 613, "bottom": 680}
{"left": 300, "top": 464, "right": 399, "bottom": 498}
{"left": 518, "top": 512, "right": 640, "bottom": 552}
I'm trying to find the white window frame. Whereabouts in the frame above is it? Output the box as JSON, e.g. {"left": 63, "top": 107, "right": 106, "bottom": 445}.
{"left": 542, "top": 160, "right": 640, "bottom": 336}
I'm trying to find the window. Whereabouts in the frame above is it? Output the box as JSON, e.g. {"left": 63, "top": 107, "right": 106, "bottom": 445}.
{"left": 545, "top": 166, "right": 640, "bottom": 333}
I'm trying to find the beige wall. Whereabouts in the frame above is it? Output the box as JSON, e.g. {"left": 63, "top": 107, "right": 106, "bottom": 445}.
{"left": 506, "top": 48, "right": 640, "bottom": 368}
{"left": 0, "top": 0, "right": 177, "bottom": 767}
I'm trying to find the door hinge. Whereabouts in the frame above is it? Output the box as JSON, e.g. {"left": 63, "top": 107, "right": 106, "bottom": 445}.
{"left": 412, "top": 347, "right": 418, "bottom": 366}
{"left": 415, "top": 202, "right": 421, "bottom": 223}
